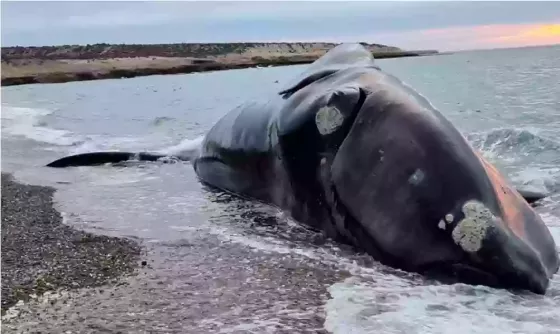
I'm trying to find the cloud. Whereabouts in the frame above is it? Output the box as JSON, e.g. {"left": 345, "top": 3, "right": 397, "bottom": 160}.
{"left": 386, "top": 23, "right": 560, "bottom": 51}
{"left": 62, "top": 10, "right": 178, "bottom": 28}
{"left": 486, "top": 23, "right": 560, "bottom": 47}
{"left": 1, "top": 2, "right": 188, "bottom": 31}
{"left": 1, "top": 1, "right": 560, "bottom": 50}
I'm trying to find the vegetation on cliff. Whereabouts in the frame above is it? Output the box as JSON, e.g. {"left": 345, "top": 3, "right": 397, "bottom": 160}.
{"left": 1, "top": 42, "right": 438, "bottom": 86}
{"left": 1, "top": 42, "right": 400, "bottom": 60}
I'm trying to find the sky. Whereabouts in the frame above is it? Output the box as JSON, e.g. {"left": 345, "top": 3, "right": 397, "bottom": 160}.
{"left": 1, "top": 1, "right": 560, "bottom": 51}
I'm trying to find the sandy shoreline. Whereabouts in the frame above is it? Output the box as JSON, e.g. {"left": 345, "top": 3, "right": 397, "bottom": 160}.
{"left": 0, "top": 56, "right": 315, "bottom": 86}
{"left": 0, "top": 172, "right": 143, "bottom": 315}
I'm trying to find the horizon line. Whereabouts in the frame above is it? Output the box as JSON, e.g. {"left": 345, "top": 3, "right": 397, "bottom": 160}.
{"left": 2, "top": 41, "right": 560, "bottom": 54}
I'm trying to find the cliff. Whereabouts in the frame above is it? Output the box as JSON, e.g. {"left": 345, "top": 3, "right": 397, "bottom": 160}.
{"left": 1, "top": 42, "right": 401, "bottom": 60}
{"left": 1, "top": 42, "right": 438, "bottom": 86}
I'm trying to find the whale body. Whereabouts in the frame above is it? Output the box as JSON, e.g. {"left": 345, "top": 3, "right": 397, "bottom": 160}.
{"left": 46, "top": 43, "right": 559, "bottom": 294}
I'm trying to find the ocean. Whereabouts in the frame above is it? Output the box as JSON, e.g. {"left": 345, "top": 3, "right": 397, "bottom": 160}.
{"left": 2, "top": 44, "right": 560, "bottom": 333}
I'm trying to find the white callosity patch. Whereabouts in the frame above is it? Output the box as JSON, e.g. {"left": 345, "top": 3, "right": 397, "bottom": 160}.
{"left": 315, "top": 105, "right": 344, "bottom": 135}
{"left": 438, "top": 220, "right": 446, "bottom": 230}
{"left": 408, "top": 169, "right": 425, "bottom": 185}
{"left": 451, "top": 200, "right": 495, "bottom": 253}
{"left": 445, "top": 213, "right": 454, "bottom": 223}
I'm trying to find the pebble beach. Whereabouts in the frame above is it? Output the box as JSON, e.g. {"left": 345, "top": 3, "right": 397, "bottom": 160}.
{"left": 1, "top": 172, "right": 143, "bottom": 317}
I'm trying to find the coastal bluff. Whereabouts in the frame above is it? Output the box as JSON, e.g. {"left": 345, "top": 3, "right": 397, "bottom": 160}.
{"left": 1, "top": 42, "right": 438, "bottom": 86}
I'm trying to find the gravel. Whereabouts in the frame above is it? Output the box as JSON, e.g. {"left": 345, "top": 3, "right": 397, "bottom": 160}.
{"left": 1, "top": 172, "right": 142, "bottom": 314}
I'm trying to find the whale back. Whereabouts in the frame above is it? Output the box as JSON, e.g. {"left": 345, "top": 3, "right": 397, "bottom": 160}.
{"left": 279, "top": 43, "right": 379, "bottom": 98}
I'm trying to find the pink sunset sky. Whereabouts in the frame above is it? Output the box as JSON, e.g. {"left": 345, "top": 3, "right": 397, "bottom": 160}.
{"left": 359, "top": 23, "right": 560, "bottom": 51}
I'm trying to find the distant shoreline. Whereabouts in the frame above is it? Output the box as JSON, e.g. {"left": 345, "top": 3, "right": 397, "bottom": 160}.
{"left": 1, "top": 42, "right": 439, "bottom": 86}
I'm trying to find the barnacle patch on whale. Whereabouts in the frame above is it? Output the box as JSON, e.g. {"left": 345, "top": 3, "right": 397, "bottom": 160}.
{"left": 315, "top": 106, "right": 344, "bottom": 135}
{"left": 451, "top": 200, "right": 496, "bottom": 253}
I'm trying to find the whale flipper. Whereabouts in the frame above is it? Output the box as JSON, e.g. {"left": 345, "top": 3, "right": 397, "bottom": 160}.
{"left": 46, "top": 151, "right": 167, "bottom": 168}
{"left": 516, "top": 188, "right": 548, "bottom": 205}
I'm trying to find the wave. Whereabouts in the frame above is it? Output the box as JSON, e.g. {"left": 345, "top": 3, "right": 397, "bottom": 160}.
{"left": 150, "top": 116, "right": 176, "bottom": 127}
{"left": 466, "top": 128, "right": 560, "bottom": 193}
{"left": 509, "top": 166, "right": 560, "bottom": 194}
{"left": 1, "top": 105, "right": 84, "bottom": 146}
{"left": 0, "top": 105, "right": 203, "bottom": 158}
{"left": 466, "top": 128, "right": 560, "bottom": 162}
{"left": 155, "top": 135, "right": 204, "bottom": 160}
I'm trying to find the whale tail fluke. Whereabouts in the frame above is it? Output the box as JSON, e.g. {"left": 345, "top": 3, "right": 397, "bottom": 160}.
{"left": 46, "top": 151, "right": 169, "bottom": 168}
{"left": 46, "top": 136, "right": 205, "bottom": 168}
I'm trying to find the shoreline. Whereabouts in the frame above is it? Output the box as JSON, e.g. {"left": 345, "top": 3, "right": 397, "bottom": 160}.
{"left": 2, "top": 42, "right": 439, "bottom": 86}
{"left": 0, "top": 173, "right": 143, "bottom": 315}
{"left": 1, "top": 57, "right": 312, "bottom": 86}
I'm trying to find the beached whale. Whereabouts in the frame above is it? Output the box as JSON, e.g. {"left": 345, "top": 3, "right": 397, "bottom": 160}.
{"left": 46, "top": 43, "right": 559, "bottom": 294}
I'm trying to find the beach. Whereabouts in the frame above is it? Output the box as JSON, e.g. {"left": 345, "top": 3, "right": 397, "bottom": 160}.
{"left": 1, "top": 173, "right": 143, "bottom": 317}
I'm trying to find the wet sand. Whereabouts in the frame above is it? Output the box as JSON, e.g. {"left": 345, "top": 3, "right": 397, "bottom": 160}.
{"left": 1, "top": 173, "right": 352, "bottom": 333}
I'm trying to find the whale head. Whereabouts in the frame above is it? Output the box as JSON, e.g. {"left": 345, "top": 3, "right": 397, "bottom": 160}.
{"left": 276, "top": 47, "right": 559, "bottom": 294}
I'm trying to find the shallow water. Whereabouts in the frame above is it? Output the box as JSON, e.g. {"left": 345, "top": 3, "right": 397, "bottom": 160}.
{"left": 2, "top": 44, "right": 560, "bottom": 333}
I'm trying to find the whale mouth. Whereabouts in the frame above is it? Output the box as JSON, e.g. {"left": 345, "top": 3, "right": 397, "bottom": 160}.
{"left": 420, "top": 259, "right": 548, "bottom": 295}
{"left": 422, "top": 237, "right": 551, "bottom": 295}
{"left": 329, "top": 188, "right": 553, "bottom": 295}
{"left": 421, "top": 262, "right": 503, "bottom": 289}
